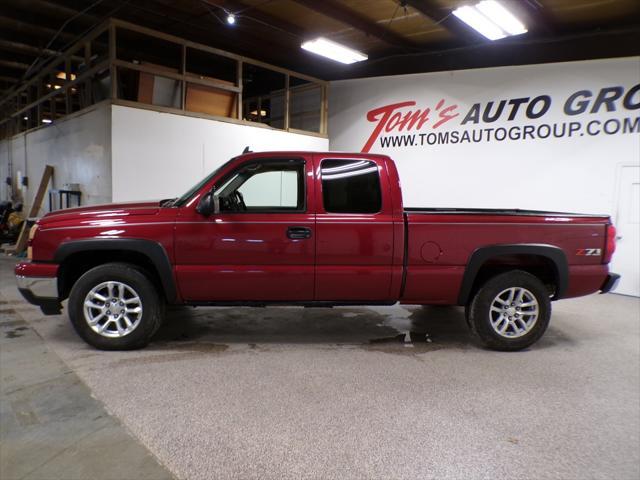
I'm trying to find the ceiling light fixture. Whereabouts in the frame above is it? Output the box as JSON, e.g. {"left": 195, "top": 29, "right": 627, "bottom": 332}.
{"left": 226, "top": 13, "right": 236, "bottom": 25}
{"left": 453, "top": 0, "right": 527, "bottom": 41}
{"left": 301, "top": 37, "right": 367, "bottom": 64}
{"left": 42, "top": 119, "right": 52, "bottom": 124}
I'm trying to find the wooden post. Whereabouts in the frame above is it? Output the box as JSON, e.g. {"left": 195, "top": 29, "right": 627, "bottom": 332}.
{"left": 284, "top": 74, "right": 290, "bottom": 130}
{"left": 180, "top": 44, "right": 186, "bottom": 111}
{"left": 27, "top": 165, "right": 54, "bottom": 219}
{"left": 321, "top": 84, "right": 329, "bottom": 135}
{"left": 49, "top": 73, "right": 55, "bottom": 122}
{"left": 36, "top": 80, "right": 42, "bottom": 125}
{"left": 65, "top": 57, "right": 72, "bottom": 114}
{"left": 84, "top": 42, "right": 91, "bottom": 108}
{"left": 109, "top": 23, "right": 117, "bottom": 100}
{"left": 236, "top": 61, "right": 242, "bottom": 120}
{"left": 10, "top": 165, "right": 54, "bottom": 254}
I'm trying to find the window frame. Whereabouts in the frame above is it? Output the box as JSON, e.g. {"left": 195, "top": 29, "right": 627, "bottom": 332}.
{"left": 319, "top": 158, "right": 383, "bottom": 215}
{"left": 212, "top": 157, "right": 307, "bottom": 214}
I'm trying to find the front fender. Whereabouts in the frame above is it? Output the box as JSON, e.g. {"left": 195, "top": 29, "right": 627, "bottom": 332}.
{"left": 54, "top": 238, "right": 177, "bottom": 302}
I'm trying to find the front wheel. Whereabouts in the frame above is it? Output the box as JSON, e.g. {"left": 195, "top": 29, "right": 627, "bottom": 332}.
{"left": 68, "top": 263, "right": 164, "bottom": 350}
{"left": 466, "top": 270, "right": 551, "bottom": 351}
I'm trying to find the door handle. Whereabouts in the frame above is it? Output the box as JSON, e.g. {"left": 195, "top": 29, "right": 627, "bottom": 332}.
{"left": 287, "top": 226, "right": 312, "bottom": 240}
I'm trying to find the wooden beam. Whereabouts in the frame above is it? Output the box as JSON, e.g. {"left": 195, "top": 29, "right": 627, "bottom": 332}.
{"left": 110, "top": 18, "right": 328, "bottom": 85}
{"left": 518, "top": 1, "right": 556, "bottom": 35}
{"left": 0, "top": 15, "right": 77, "bottom": 43}
{"left": 403, "top": 0, "right": 487, "bottom": 43}
{"left": 0, "top": 59, "right": 31, "bottom": 70}
{"left": 1, "top": 59, "right": 110, "bottom": 122}
{"left": 292, "top": 0, "right": 416, "bottom": 49}
{"left": 5, "top": 0, "right": 101, "bottom": 24}
{"left": 0, "top": 39, "right": 62, "bottom": 58}
{"left": 0, "top": 75, "right": 19, "bottom": 83}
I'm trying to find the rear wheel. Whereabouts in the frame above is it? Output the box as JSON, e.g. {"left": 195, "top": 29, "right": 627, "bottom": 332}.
{"left": 68, "top": 263, "right": 164, "bottom": 350}
{"left": 466, "top": 270, "right": 551, "bottom": 351}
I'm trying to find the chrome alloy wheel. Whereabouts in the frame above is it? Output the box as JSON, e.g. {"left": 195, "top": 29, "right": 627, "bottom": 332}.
{"left": 83, "top": 281, "right": 143, "bottom": 338}
{"left": 489, "top": 287, "right": 539, "bottom": 339}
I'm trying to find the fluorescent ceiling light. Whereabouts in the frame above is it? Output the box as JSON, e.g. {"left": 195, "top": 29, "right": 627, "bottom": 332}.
{"left": 476, "top": 1, "right": 527, "bottom": 36}
{"left": 453, "top": 1, "right": 527, "bottom": 41}
{"left": 42, "top": 119, "right": 52, "bottom": 124}
{"left": 453, "top": 5, "right": 506, "bottom": 40}
{"left": 301, "top": 37, "right": 367, "bottom": 64}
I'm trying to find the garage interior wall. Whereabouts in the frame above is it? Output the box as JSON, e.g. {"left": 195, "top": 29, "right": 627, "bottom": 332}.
{"left": 110, "top": 105, "right": 328, "bottom": 202}
{"left": 0, "top": 104, "right": 112, "bottom": 215}
{"left": 0, "top": 104, "right": 329, "bottom": 212}
{"left": 329, "top": 56, "right": 640, "bottom": 295}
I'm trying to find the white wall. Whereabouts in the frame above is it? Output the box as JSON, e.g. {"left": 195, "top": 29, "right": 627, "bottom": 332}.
{"left": 0, "top": 103, "right": 112, "bottom": 213}
{"left": 329, "top": 57, "right": 640, "bottom": 215}
{"left": 111, "top": 105, "right": 328, "bottom": 201}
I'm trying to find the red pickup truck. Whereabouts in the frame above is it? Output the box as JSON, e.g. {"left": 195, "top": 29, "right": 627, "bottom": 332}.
{"left": 16, "top": 151, "right": 619, "bottom": 351}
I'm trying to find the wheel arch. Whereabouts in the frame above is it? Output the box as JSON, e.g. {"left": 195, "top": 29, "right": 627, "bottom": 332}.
{"left": 54, "top": 239, "right": 177, "bottom": 302}
{"left": 457, "top": 244, "right": 568, "bottom": 305}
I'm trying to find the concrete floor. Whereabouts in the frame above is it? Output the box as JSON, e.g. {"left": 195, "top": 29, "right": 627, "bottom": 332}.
{"left": 1, "top": 255, "right": 639, "bottom": 480}
{"left": 0, "top": 284, "right": 174, "bottom": 479}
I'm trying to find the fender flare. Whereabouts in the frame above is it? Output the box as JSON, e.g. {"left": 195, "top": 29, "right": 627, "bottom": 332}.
{"left": 54, "top": 238, "right": 177, "bottom": 302}
{"left": 457, "top": 244, "right": 569, "bottom": 305}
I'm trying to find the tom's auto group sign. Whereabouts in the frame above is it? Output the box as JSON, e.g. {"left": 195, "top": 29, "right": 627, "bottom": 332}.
{"left": 362, "top": 84, "right": 640, "bottom": 152}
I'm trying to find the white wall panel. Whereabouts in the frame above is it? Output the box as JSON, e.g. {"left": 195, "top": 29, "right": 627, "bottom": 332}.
{"left": 329, "top": 57, "right": 640, "bottom": 215}
{"left": 111, "top": 105, "right": 328, "bottom": 202}
{"left": 0, "top": 103, "right": 112, "bottom": 213}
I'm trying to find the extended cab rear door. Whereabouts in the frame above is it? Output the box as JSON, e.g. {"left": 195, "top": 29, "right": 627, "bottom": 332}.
{"left": 312, "top": 154, "right": 395, "bottom": 301}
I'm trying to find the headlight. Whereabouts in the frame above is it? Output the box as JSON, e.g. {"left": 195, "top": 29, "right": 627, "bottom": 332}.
{"left": 27, "top": 223, "right": 38, "bottom": 260}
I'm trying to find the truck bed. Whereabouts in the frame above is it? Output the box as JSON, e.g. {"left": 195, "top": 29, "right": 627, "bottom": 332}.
{"left": 404, "top": 207, "right": 609, "bottom": 218}
{"left": 401, "top": 208, "right": 611, "bottom": 305}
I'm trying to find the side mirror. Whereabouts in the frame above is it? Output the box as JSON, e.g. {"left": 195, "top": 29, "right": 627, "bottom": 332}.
{"left": 195, "top": 191, "right": 220, "bottom": 216}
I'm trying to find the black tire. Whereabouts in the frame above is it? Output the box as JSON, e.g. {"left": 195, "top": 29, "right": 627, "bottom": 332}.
{"left": 68, "top": 262, "right": 164, "bottom": 350}
{"left": 466, "top": 270, "right": 551, "bottom": 351}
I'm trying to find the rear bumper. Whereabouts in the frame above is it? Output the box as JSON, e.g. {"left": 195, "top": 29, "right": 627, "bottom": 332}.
{"left": 600, "top": 273, "right": 621, "bottom": 294}
{"left": 15, "top": 262, "right": 62, "bottom": 315}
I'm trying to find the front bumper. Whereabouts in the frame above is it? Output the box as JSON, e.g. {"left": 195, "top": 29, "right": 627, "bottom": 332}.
{"left": 600, "top": 273, "right": 621, "bottom": 294}
{"left": 15, "top": 262, "right": 62, "bottom": 315}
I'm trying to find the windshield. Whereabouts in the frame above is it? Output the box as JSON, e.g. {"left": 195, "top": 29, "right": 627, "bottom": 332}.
{"left": 172, "top": 157, "right": 236, "bottom": 207}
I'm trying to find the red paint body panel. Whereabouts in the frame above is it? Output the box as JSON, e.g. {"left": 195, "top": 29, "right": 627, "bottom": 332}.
{"left": 15, "top": 261, "right": 58, "bottom": 278}
{"left": 566, "top": 265, "right": 610, "bottom": 297}
{"left": 16, "top": 151, "right": 615, "bottom": 308}
{"left": 401, "top": 213, "right": 609, "bottom": 304}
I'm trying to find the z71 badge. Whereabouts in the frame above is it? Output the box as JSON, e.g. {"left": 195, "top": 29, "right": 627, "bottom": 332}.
{"left": 576, "top": 248, "right": 602, "bottom": 256}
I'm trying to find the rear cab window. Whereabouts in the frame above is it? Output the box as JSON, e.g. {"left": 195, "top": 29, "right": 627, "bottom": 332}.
{"left": 320, "top": 159, "right": 382, "bottom": 214}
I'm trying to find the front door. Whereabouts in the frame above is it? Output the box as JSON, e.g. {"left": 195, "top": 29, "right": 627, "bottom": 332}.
{"left": 174, "top": 156, "right": 315, "bottom": 302}
{"left": 313, "top": 154, "right": 395, "bottom": 301}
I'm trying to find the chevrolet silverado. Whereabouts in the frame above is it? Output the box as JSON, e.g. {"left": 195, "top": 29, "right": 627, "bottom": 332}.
{"left": 15, "top": 151, "right": 619, "bottom": 351}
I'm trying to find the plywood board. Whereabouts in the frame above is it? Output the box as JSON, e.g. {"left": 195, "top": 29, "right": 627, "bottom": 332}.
{"left": 186, "top": 80, "right": 236, "bottom": 118}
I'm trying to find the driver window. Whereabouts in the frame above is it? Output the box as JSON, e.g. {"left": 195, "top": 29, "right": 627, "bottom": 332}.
{"left": 217, "top": 160, "right": 305, "bottom": 213}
